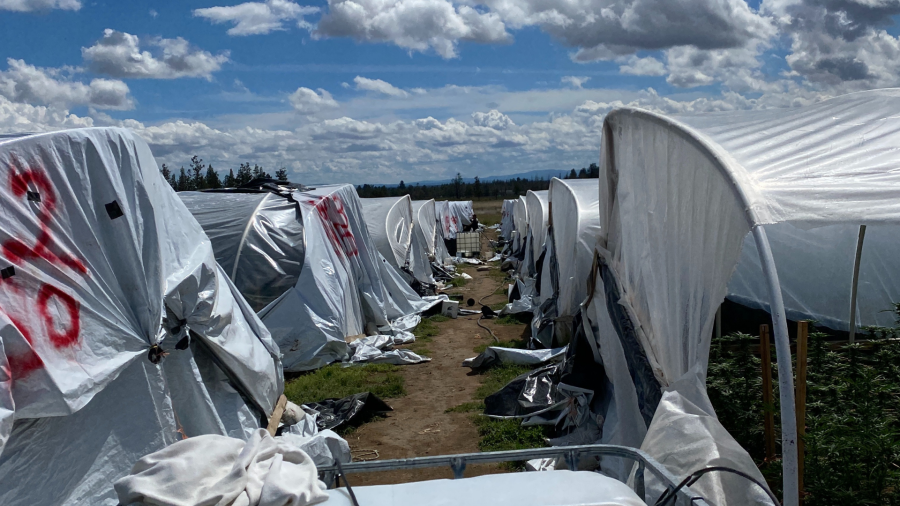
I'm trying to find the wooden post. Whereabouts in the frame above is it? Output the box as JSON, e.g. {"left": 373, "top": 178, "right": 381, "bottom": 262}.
{"left": 760, "top": 324, "right": 776, "bottom": 461}
{"left": 267, "top": 394, "right": 288, "bottom": 436}
{"left": 796, "top": 322, "right": 809, "bottom": 504}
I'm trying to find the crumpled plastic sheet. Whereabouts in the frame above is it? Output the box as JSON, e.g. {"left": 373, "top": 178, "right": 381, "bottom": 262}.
{"left": 303, "top": 393, "right": 393, "bottom": 431}
{"left": 500, "top": 296, "right": 535, "bottom": 315}
{"left": 278, "top": 431, "right": 351, "bottom": 469}
{"left": 488, "top": 254, "right": 502, "bottom": 262}
{"left": 389, "top": 314, "right": 421, "bottom": 332}
{"left": 351, "top": 347, "right": 430, "bottom": 365}
{"left": 462, "top": 346, "right": 567, "bottom": 369}
{"left": 454, "top": 257, "right": 483, "bottom": 265}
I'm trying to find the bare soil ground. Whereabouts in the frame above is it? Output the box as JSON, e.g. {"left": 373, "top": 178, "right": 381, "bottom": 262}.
{"left": 347, "top": 226, "right": 528, "bottom": 486}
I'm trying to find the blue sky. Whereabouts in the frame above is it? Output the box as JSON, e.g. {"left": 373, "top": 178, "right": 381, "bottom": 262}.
{"left": 1, "top": 0, "right": 899, "bottom": 184}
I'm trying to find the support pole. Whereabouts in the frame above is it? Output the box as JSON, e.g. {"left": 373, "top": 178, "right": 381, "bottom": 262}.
{"left": 753, "top": 225, "right": 799, "bottom": 506}
{"left": 715, "top": 305, "right": 722, "bottom": 340}
{"left": 849, "top": 225, "right": 866, "bottom": 343}
{"left": 796, "top": 321, "right": 809, "bottom": 505}
{"left": 760, "top": 324, "right": 776, "bottom": 461}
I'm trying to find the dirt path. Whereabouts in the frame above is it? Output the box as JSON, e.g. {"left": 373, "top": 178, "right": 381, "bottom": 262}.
{"left": 347, "top": 229, "right": 526, "bottom": 485}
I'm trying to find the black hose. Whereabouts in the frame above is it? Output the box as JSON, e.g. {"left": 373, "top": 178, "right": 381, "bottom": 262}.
{"left": 335, "top": 460, "right": 361, "bottom": 506}
{"left": 654, "top": 466, "right": 781, "bottom": 506}
{"left": 477, "top": 314, "right": 500, "bottom": 344}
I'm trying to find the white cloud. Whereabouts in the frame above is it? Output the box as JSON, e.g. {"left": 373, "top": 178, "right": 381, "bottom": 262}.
{"left": 353, "top": 76, "right": 408, "bottom": 97}
{"left": 0, "top": 58, "right": 133, "bottom": 110}
{"left": 561, "top": 76, "right": 591, "bottom": 89}
{"left": 149, "top": 9, "right": 158, "bottom": 18}
{"left": 289, "top": 87, "right": 339, "bottom": 113}
{"left": 0, "top": 0, "right": 79, "bottom": 12}
{"left": 193, "top": 0, "right": 319, "bottom": 36}
{"left": 618, "top": 56, "right": 666, "bottom": 76}
{"left": 315, "top": 0, "right": 511, "bottom": 58}
{"left": 83, "top": 30, "right": 229, "bottom": 80}
{"left": 471, "top": 109, "right": 514, "bottom": 130}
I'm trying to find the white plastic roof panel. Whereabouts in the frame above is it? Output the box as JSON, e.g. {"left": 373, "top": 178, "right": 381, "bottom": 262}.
{"left": 513, "top": 196, "right": 528, "bottom": 252}
{"left": 179, "top": 192, "right": 305, "bottom": 312}
{"left": 526, "top": 190, "right": 549, "bottom": 263}
{"left": 361, "top": 196, "right": 414, "bottom": 270}
{"left": 500, "top": 199, "right": 517, "bottom": 240}
{"left": 411, "top": 199, "right": 437, "bottom": 257}
{"left": 549, "top": 178, "right": 602, "bottom": 319}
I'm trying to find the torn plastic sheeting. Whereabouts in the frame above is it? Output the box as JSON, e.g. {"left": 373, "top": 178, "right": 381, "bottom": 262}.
{"left": 462, "top": 346, "right": 567, "bottom": 369}
{"left": 304, "top": 393, "right": 393, "bottom": 431}
{"left": 483, "top": 364, "right": 565, "bottom": 420}
{"left": 278, "top": 430, "right": 351, "bottom": 469}
{"left": 389, "top": 314, "right": 421, "bottom": 332}
{"left": 350, "top": 346, "right": 430, "bottom": 365}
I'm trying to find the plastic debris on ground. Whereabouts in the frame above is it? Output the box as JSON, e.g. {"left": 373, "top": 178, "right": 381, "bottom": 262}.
{"left": 303, "top": 393, "right": 393, "bottom": 431}
{"left": 114, "top": 428, "right": 329, "bottom": 506}
{"left": 460, "top": 273, "right": 473, "bottom": 280}
{"left": 279, "top": 401, "right": 351, "bottom": 468}
{"left": 462, "top": 346, "right": 567, "bottom": 369}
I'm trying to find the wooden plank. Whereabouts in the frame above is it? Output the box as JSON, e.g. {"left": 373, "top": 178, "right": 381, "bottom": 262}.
{"left": 796, "top": 321, "right": 809, "bottom": 504}
{"left": 760, "top": 324, "right": 776, "bottom": 461}
{"left": 267, "top": 394, "right": 288, "bottom": 437}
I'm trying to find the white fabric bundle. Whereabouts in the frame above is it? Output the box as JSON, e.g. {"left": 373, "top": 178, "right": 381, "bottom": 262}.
{"left": 115, "top": 429, "right": 329, "bottom": 506}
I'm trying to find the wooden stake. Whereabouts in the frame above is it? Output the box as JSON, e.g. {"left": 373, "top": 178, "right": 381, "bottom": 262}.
{"left": 267, "top": 394, "right": 288, "bottom": 437}
{"left": 796, "top": 321, "right": 809, "bottom": 504}
{"left": 760, "top": 324, "right": 776, "bottom": 461}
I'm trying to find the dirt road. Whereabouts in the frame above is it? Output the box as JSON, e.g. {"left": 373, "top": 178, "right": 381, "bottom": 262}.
{"left": 347, "top": 230, "right": 526, "bottom": 485}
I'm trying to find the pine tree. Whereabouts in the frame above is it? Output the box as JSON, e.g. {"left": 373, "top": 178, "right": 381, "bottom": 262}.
{"left": 236, "top": 163, "right": 253, "bottom": 186}
{"left": 224, "top": 169, "right": 237, "bottom": 187}
{"left": 176, "top": 167, "right": 192, "bottom": 192}
{"left": 567, "top": 168, "right": 578, "bottom": 179}
{"left": 190, "top": 156, "right": 205, "bottom": 189}
{"left": 275, "top": 168, "right": 289, "bottom": 182}
{"left": 578, "top": 168, "right": 587, "bottom": 178}
{"left": 205, "top": 165, "right": 221, "bottom": 189}
{"left": 160, "top": 164, "right": 176, "bottom": 190}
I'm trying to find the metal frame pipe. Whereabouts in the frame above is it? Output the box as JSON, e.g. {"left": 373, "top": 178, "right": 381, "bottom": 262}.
{"left": 849, "top": 225, "right": 867, "bottom": 343}
{"left": 753, "top": 225, "right": 799, "bottom": 506}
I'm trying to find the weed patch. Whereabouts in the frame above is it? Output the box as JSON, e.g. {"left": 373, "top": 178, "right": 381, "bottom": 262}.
{"left": 283, "top": 363, "right": 405, "bottom": 406}
{"left": 708, "top": 326, "right": 900, "bottom": 505}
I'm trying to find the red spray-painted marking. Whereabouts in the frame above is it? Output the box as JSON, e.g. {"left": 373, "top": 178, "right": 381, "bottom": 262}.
{"left": 308, "top": 195, "right": 359, "bottom": 259}
{"left": 3, "top": 168, "right": 87, "bottom": 274}
{"left": 1, "top": 162, "right": 87, "bottom": 380}
{"left": 36, "top": 284, "right": 80, "bottom": 349}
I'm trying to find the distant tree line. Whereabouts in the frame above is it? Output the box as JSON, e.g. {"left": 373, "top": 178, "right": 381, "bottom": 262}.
{"left": 160, "top": 156, "right": 289, "bottom": 192}
{"left": 357, "top": 163, "right": 599, "bottom": 200}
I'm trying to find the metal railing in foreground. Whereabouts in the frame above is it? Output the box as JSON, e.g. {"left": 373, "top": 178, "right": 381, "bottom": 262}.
{"left": 317, "top": 444, "right": 710, "bottom": 506}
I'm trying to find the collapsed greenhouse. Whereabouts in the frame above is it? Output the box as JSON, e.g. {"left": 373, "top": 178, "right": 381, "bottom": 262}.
{"left": 5, "top": 89, "right": 900, "bottom": 506}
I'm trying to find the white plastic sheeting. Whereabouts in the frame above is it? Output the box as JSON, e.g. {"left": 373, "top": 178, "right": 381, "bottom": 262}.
{"left": 362, "top": 196, "right": 434, "bottom": 287}
{"left": 590, "top": 92, "right": 900, "bottom": 504}
{"left": 500, "top": 199, "right": 517, "bottom": 240}
{"left": 0, "top": 127, "right": 282, "bottom": 505}
{"left": 361, "top": 196, "right": 414, "bottom": 273}
{"left": 436, "top": 200, "right": 474, "bottom": 240}
{"left": 512, "top": 196, "right": 528, "bottom": 254}
{"left": 183, "top": 189, "right": 365, "bottom": 372}
{"left": 259, "top": 185, "right": 434, "bottom": 371}
{"left": 549, "top": 178, "right": 601, "bottom": 324}
{"left": 525, "top": 190, "right": 549, "bottom": 266}
{"left": 179, "top": 192, "right": 304, "bottom": 311}
{"left": 412, "top": 199, "right": 451, "bottom": 265}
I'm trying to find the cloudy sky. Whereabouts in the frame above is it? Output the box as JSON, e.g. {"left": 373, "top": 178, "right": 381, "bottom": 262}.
{"left": 2, "top": 0, "right": 899, "bottom": 184}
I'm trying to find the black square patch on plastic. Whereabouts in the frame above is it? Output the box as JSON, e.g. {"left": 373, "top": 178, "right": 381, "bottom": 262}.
{"left": 26, "top": 191, "right": 40, "bottom": 203}
{"left": 1, "top": 266, "right": 15, "bottom": 279}
{"left": 105, "top": 200, "right": 124, "bottom": 220}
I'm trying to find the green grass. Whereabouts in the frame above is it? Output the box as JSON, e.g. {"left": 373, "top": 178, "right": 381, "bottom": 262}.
{"left": 473, "top": 338, "right": 528, "bottom": 355}
{"left": 412, "top": 315, "right": 448, "bottom": 341}
{"left": 474, "top": 363, "right": 532, "bottom": 401}
{"left": 495, "top": 314, "right": 528, "bottom": 325}
{"left": 283, "top": 363, "right": 405, "bottom": 406}
{"left": 490, "top": 301, "right": 508, "bottom": 311}
{"left": 447, "top": 276, "right": 468, "bottom": 288}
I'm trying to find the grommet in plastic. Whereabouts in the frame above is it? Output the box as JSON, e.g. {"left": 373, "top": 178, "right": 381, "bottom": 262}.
{"left": 26, "top": 191, "right": 41, "bottom": 203}
{"left": 176, "top": 335, "right": 190, "bottom": 350}
{"left": 1, "top": 266, "right": 14, "bottom": 279}
{"left": 147, "top": 344, "right": 167, "bottom": 364}
{"left": 105, "top": 200, "right": 124, "bottom": 220}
